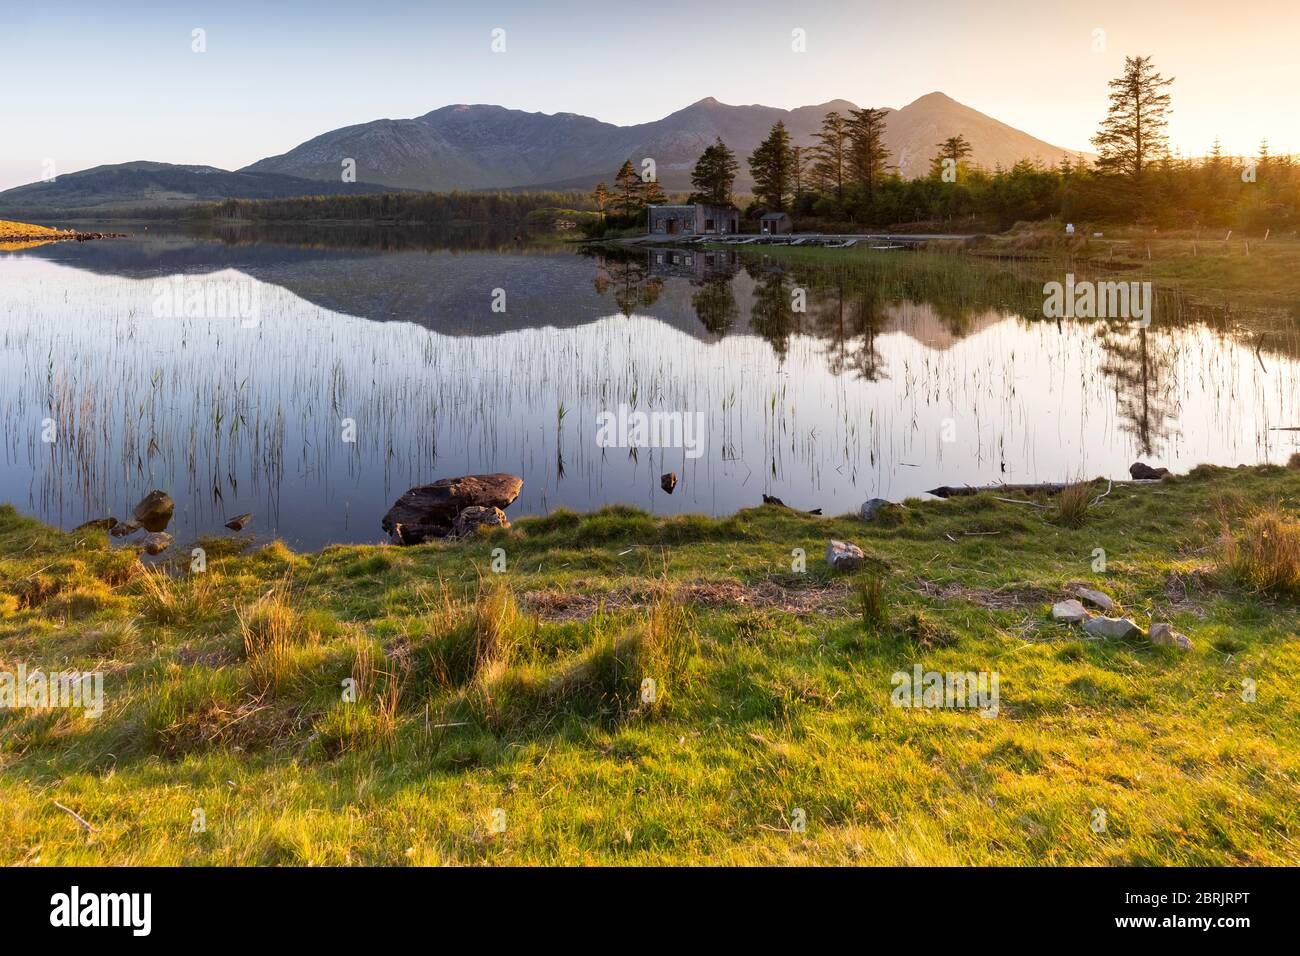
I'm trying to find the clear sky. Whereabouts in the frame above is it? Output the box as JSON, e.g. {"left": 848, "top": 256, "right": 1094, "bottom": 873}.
{"left": 3, "top": 0, "right": 1296, "bottom": 190}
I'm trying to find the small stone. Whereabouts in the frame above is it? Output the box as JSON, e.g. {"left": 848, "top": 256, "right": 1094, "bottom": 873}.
{"left": 1149, "top": 622, "right": 1193, "bottom": 651}
{"left": 1082, "top": 616, "right": 1143, "bottom": 640}
{"left": 142, "top": 531, "right": 173, "bottom": 555}
{"left": 224, "top": 512, "right": 252, "bottom": 531}
{"left": 1052, "top": 599, "right": 1090, "bottom": 624}
{"left": 1071, "top": 586, "right": 1115, "bottom": 612}
{"left": 661, "top": 472, "right": 677, "bottom": 494}
{"left": 860, "top": 498, "right": 892, "bottom": 521}
{"left": 452, "top": 505, "right": 510, "bottom": 538}
{"left": 825, "top": 539, "right": 865, "bottom": 572}
{"left": 73, "top": 517, "right": 118, "bottom": 532}
{"left": 110, "top": 519, "right": 142, "bottom": 538}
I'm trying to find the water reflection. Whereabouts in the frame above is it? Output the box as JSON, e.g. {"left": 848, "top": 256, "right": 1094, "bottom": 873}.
{"left": 1, "top": 227, "right": 1296, "bottom": 549}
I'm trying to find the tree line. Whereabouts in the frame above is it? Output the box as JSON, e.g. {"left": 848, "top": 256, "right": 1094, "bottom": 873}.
{"left": 592, "top": 55, "right": 1298, "bottom": 233}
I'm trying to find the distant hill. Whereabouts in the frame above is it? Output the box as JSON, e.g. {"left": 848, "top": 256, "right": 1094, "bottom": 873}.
{"left": 0, "top": 161, "right": 399, "bottom": 215}
{"left": 0, "top": 95, "right": 1089, "bottom": 215}
{"left": 244, "top": 93, "right": 1089, "bottom": 192}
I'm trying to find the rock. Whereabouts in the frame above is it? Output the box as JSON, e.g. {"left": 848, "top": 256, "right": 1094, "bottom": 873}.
{"left": 382, "top": 473, "right": 522, "bottom": 545}
{"left": 224, "top": 513, "right": 252, "bottom": 531}
{"left": 452, "top": 506, "right": 510, "bottom": 538}
{"left": 73, "top": 517, "right": 118, "bottom": 532}
{"left": 110, "top": 519, "right": 142, "bottom": 538}
{"left": 1071, "top": 586, "right": 1116, "bottom": 612}
{"left": 1149, "top": 622, "right": 1193, "bottom": 650}
{"left": 142, "top": 531, "right": 173, "bottom": 555}
{"left": 1082, "top": 616, "right": 1143, "bottom": 640}
{"left": 131, "top": 490, "right": 175, "bottom": 532}
{"left": 1052, "top": 599, "right": 1091, "bottom": 624}
{"left": 1129, "top": 462, "right": 1170, "bottom": 480}
{"left": 661, "top": 472, "right": 677, "bottom": 494}
{"left": 825, "top": 539, "right": 865, "bottom": 572}
{"left": 860, "top": 498, "right": 893, "bottom": 521}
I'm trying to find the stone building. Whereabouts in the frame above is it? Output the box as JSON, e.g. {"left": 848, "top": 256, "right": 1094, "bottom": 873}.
{"left": 646, "top": 203, "right": 739, "bottom": 237}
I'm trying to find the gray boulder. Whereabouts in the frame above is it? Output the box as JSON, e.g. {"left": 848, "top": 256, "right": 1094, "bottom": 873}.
{"left": 142, "top": 531, "right": 173, "bottom": 555}
{"left": 1082, "top": 616, "right": 1143, "bottom": 640}
{"left": 860, "top": 498, "right": 893, "bottom": 521}
{"left": 110, "top": 519, "right": 143, "bottom": 538}
{"left": 1072, "top": 586, "right": 1116, "bottom": 613}
{"left": 1149, "top": 622, "right": 1193, "bottom": 651}
{"left": 1052, "top": 599, "right": 1090, "bottom": 624}
{"left": 826, "top": 539, "right": 865, "bottom": 571}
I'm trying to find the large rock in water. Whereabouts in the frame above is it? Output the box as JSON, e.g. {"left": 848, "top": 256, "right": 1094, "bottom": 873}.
{"left": 382, "top": 474, "right": 523, "bottom": 545}
{"left": 132, "top": 490, "right": 175, "bottom": 532}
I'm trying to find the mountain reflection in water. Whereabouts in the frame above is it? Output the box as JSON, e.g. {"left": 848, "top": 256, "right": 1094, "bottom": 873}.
{"left": 1, "top": 225, "right": 1296, "bottom": 549}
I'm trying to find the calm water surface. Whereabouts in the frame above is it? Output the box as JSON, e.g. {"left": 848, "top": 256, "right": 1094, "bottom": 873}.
{"left": 2, "top": 226, "right": 1297, "bottom": 549}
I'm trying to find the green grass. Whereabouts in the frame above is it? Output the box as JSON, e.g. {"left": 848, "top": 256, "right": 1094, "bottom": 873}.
{"left": 1, "top": 464, "right": 1298, "bottom": 864}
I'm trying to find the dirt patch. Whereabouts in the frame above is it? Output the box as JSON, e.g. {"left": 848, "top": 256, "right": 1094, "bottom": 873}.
{"left": 522, "top": 576, "right": 853, "bottom": 621}
{"left": 912, "top": 577, "right": 1055, "bottom": 609}
{"left": 1161, "top": 569, "right": 1214, "bottom": 617}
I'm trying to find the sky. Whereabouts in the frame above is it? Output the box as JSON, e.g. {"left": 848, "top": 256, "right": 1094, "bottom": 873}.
{"left": 2, "top": 0, "right": 1297, "bottom": 191}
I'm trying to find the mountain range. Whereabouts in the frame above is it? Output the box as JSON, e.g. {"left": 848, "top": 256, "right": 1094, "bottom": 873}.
{"left": 0, "top": 93, "right": 1088, "bottom": 213}
{"left": 244, "top": 92, "right": 1085, "bottom": 191}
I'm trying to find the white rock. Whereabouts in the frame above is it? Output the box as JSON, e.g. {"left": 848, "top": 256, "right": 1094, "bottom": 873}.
{"left": 1052, "top": 599, "right": 1090, "bottom": 624}
{"left": 1149, "top": 622, "right": 1193, "bottom": 651}
{"left": 825, "top": 539, "right": 865, "bottom": 571}
{"left": 1082, "top": 616, "right": 1142, "bottom": 640}
{"left": 1072, "top": 586, "right": 1116, "bottom": 612}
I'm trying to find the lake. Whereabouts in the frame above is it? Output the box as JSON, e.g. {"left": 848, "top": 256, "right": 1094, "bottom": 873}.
{"left": 2, "top": 225, "right": 1297, "bottom": 550}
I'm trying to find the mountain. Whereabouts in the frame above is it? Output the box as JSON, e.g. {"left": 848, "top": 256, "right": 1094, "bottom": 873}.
{"left": 244, "top": 93, "right": 1087, "bottom": 192}
{"left": 0, "top": 161, "right": 399, "bottom": 214}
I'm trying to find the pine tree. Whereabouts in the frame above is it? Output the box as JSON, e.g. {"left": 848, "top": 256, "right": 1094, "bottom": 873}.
{"left": 613, "top": 161, "right": 641, "bottom": 216}
{"left": 639, "top": 177, "right": 667, "bottom": 208}
{"left": 1091, "top": 55, "right": 1174, "bottom": 180}
{"left": 748, "top": 121, "right": 796, "bottom": 212}
{"left": 847, "top": 107, "right": 891, "bottom": 199}
{"left": 592, "top": 182, "right": 610, "bottom": 215}
{"left": 930, "top": 135, "right": 973, "bottom": 177}
{"left": 688, "top": 138, "right": 739, "bottom": 206}
{"left": 811, "top": 111, "right": 850, "bottom": 203}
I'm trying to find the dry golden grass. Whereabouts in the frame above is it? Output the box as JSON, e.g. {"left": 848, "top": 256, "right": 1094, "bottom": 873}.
{"left": 0, "top": 219, "right": 64, "bottom": 240}
{"left": 1050, "top": 481, "right": 1094, "bottom": 528}
{"left": 1221, "top": 506, "right": 1300, "bottom": 598}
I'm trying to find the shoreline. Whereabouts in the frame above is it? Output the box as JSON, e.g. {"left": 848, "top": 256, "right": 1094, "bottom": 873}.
{"left": 2, "top": 460, "right": 1297, "bottom": 864}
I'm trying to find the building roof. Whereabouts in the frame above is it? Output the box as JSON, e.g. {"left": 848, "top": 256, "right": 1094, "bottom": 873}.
{"left": 760, "top": 212, "right": 792, "bottom": 220}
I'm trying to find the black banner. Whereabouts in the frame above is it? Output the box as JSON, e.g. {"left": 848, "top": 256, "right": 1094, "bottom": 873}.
{"left": 0, "top": 867, "right": 1279, "bottom": 942}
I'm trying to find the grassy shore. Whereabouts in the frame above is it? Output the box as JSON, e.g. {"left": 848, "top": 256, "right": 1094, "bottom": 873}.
{"left": 721, "top": 224, "right": 1300, "bottom": 319}
{"left": 2, "top": 463, "right": 1297, "bottom": 864}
